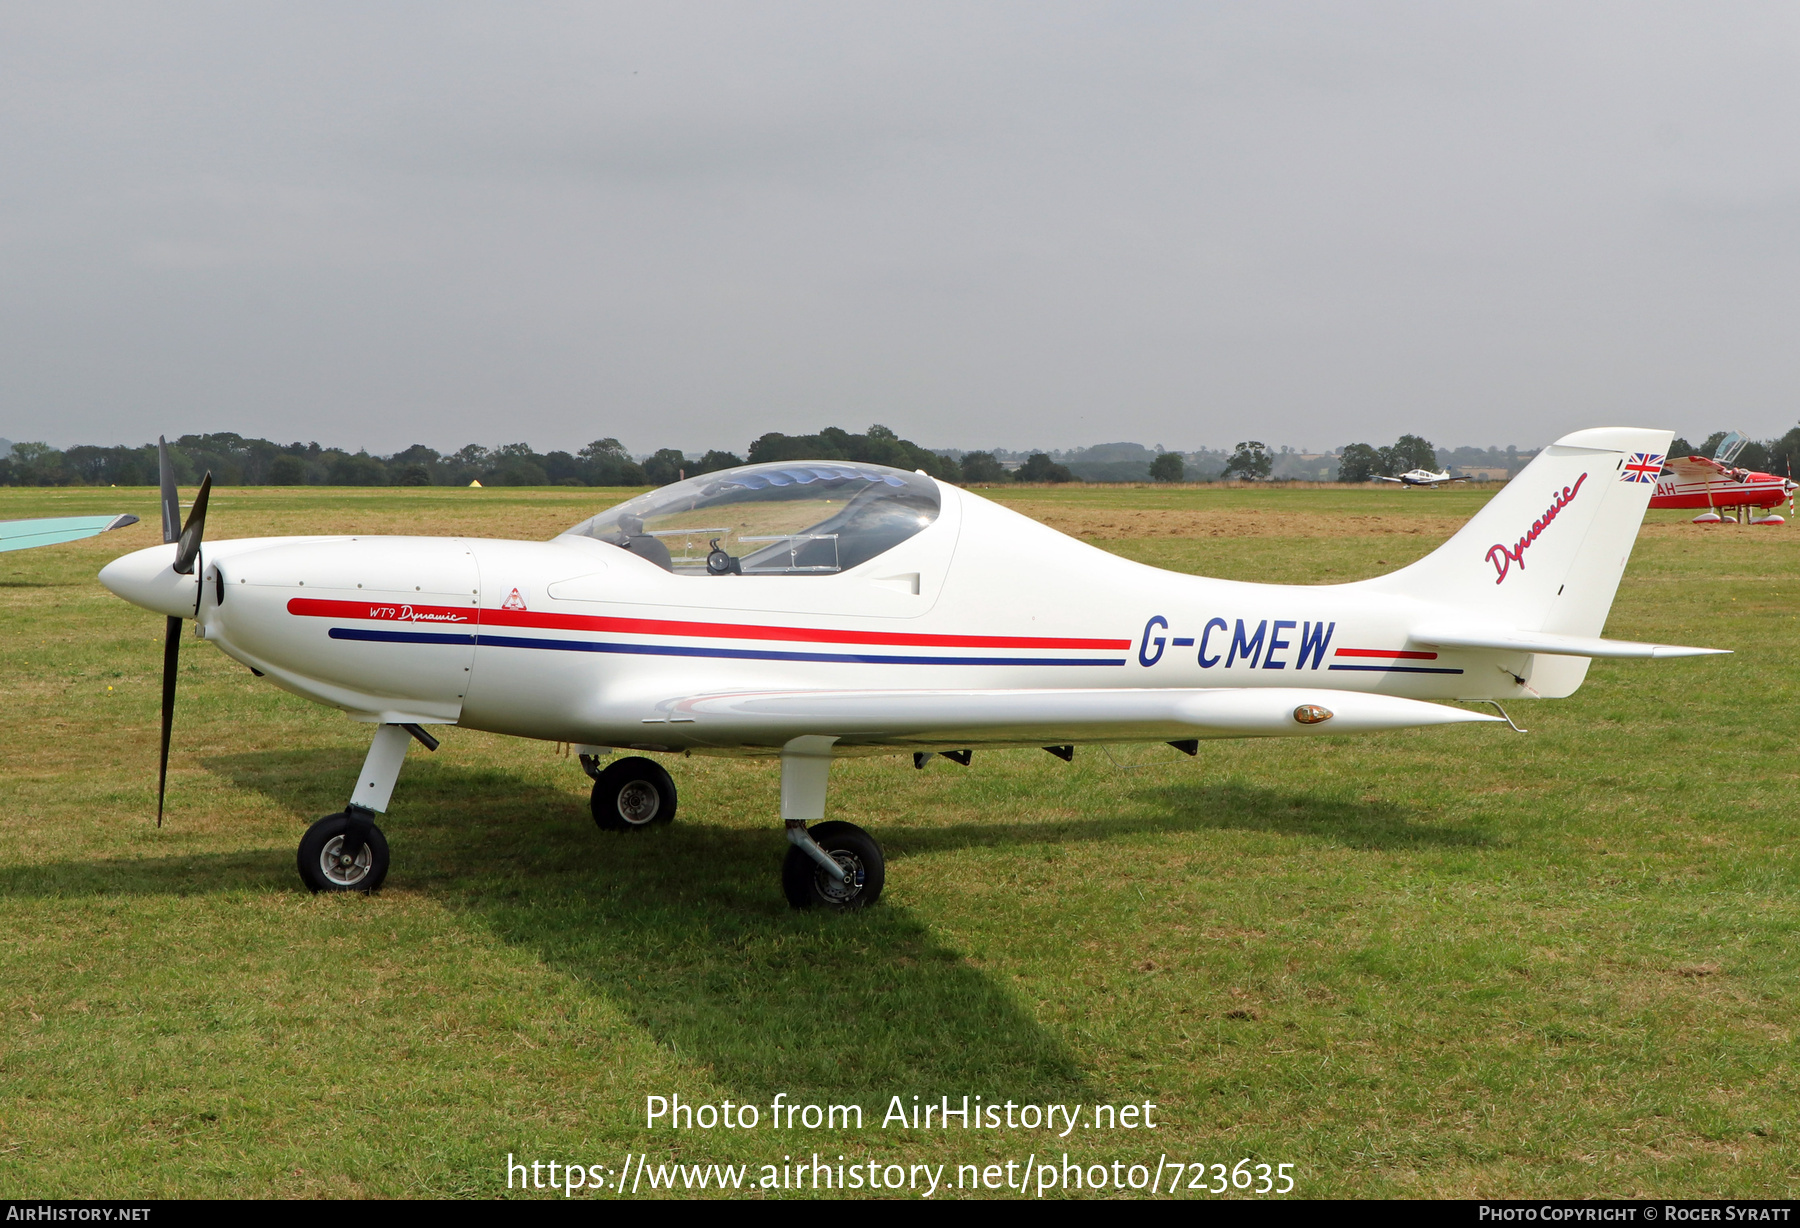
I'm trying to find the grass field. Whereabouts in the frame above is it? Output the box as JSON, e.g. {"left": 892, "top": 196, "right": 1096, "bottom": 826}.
{"left": 1, "top": 481, "right": 1796, "bottom": 1199}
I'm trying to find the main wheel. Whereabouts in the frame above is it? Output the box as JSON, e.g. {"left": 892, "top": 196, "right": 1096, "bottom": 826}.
{"left": 591, "top": 756, "right": 678, "bottom": 831}
{"left": 297, "top": 812, "right": 390, "bottom": 894}
{"left": 782, "top": 820, "right": 884, "bottom": 910}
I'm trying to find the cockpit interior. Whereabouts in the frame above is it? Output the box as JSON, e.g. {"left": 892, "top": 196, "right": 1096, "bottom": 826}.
{"left": 559, "top": 462, "right": 941, "bottom": 576}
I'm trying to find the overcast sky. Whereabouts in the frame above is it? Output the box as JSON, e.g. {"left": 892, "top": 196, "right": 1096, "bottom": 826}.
{"left": 2, "top": 2, "right": 1797, "bottom": 456}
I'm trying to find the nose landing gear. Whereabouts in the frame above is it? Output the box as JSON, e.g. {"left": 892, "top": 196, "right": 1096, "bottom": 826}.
{"left": 294, "top": 721, "right": 432, "bottom": 895}
{"left": 297, "top": 808, "right": 390, "bottom": 893}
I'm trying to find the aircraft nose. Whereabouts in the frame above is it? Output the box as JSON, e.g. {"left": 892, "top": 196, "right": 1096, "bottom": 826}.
{"left": 98, "top": 543, "right": 199, "bottom": 618}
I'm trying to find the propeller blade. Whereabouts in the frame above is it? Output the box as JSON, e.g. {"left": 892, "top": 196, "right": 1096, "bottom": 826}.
{"left": 157, "top": 614, "right": 181, "bottom": 827}
{"left": 157, "top": 436, "right": 179, "bottom": 544}
{"left": 172, "top": 473, "right": 212, "bottom": 576}
{"left": 152, "top": 437, "right": 208, "bottom": 825}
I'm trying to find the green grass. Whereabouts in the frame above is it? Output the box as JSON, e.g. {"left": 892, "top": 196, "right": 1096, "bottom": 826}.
{"left": 1, "top": 483, "right": 1797, "bottom": 1198}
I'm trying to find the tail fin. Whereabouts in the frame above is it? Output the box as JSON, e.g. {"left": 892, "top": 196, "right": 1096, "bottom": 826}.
{"left": 1362, "top": 427, "right": 1670, "bottom": 640}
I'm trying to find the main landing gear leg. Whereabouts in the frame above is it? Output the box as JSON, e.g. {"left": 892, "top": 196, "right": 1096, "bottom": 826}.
{"left": 779, "top": 735, "right": 884, "bottom": 910}
{"left": 297, "top": 723, "right": 434, "bottom": 894}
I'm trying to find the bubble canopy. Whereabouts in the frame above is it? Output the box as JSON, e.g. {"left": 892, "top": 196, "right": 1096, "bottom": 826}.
{"left": 559, "top": 462, "right": 941, "bottom": 576}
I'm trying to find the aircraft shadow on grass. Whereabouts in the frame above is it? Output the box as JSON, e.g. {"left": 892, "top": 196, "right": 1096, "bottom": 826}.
{"left": 8, "top": 748, "right": 1093, "bottom": 1104}
{"left": 879, "top": 768, "right": 1495, "bottom": 857}
{"left": 1124, "top": 780, "right": 1495, "bottom": 851}
{"left": 8, "top": 749, "right": 1485, "bottom": 1102}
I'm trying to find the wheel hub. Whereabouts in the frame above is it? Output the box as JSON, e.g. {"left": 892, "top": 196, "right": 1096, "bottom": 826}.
{"left": 319, "top": 834, "right": 372, "bottom": 887}
{"left": 816, "top": 852, "right": 865, "bottom": 903}
{"left": 616, "top": 779, "right": 661, "bottom": 825}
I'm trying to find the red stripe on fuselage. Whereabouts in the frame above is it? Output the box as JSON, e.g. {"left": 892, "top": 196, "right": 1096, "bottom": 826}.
{"left": 285, "top": 597, "right": 1131, "bottom": 650}
{"left": 1648, "top": 485, "right": 1787, "bottom": 510}
{"left": 1334, "top": 647, "right": 1439, "bottom": 660}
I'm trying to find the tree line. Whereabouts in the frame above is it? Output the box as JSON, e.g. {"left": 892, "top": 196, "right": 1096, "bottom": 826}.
{"left": 5, "top": 424, "right": 1793, "bottom": 488}
{"left": 1214, "top": 435, "right": 1457, "bottom": 482}
{"left": 1208, "top": 436, "right": 1440, "bottom": 482}
{"left": 1335, "top": 435, "right": 1441, "bottom": 482}
{"left": 1217, "top": 427, "right": 1800, "bottom": 483}
{"left": 0, "top": 425, "right": 1097, "bottom": 488}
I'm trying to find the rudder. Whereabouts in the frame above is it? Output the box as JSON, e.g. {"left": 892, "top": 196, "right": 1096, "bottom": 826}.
{"left": 1361, "top": 427, "right": 1671, "bottom": 641}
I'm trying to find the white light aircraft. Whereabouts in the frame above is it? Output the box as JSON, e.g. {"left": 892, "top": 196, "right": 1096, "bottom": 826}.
{"left": 1376, "top": 469, "right": 1471, "bottom": 488}
{"left": 99, "top": 428, "right": 1723, "bottom": 908}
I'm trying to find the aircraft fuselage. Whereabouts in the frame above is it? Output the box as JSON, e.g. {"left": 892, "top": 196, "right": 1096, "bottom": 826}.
{"left": 108, "top": 487, "right": 1537, "bottom": 757}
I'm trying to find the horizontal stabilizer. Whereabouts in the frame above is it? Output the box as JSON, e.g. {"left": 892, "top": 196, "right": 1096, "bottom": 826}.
{"left": 1412, "top": 625, "right": 1729, "bottom": 660}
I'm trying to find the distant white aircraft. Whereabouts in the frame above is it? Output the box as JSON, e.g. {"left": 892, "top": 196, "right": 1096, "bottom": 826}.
{"left": 98, "top": 428, "right": 1723, "bottom": 909}
{"left": 1376, "top": 469, "right": 1472, "bottom": 488}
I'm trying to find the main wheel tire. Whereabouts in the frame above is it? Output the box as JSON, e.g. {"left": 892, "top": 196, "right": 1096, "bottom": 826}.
{"left": 297, "top": 812, "right": 390, "bottom": 894}
{"left": 782, "top": 820, "right": 884, "bottom": 910}
{"left": 591, "top": 756, "right": 678, "bottom": 831}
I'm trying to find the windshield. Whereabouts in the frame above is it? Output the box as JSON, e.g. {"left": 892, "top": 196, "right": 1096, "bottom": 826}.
{"left": 559, "top": 461, "right": 940, "bottom": 575}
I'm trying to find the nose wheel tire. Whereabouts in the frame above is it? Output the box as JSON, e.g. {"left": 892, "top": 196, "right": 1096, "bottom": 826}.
{"left": 782, "top": 821, "right": 884, "bottom": 910}
{"left": 297, "top": 812, "right": 390, "bottom": 894}
{"left": 591, "top": 756, "right": 678, "bottom": 830}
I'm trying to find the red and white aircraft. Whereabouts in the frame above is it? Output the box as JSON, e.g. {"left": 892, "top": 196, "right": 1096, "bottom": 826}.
{"left": 98, "top": 428, "right": 1723, "bottom": 908}
{"left": 1647, "top": 433, "right": 1795, "bottom": 525}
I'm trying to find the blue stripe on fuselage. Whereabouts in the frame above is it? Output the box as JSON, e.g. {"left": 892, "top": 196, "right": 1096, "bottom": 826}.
{"left": 327, "top": 626, "right": 1127, "bottom": 667}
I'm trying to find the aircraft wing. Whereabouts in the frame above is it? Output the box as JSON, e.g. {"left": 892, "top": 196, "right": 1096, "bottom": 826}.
{"left": 1665, "top": 455, "right": 1726, "bottom": 482}
{"left": 0, "top": 514, "right": 140, "bottom": 554}
{"left": 1411, "top": 625, "right": 1728, "bottom": 660}
{"left": 643, "top": 686, "right": 1499, "bottom": 750}
{"left": 1374, "top": 476, "right": 1403, "bottom": 484}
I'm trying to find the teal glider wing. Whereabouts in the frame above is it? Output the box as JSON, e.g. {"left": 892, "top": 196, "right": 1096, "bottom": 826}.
{"left": 0, "top": 514, "right": 141, "bottom": 553}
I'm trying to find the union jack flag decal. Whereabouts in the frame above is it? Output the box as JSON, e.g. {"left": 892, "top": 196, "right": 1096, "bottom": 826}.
{"left": 1621, "top": 452, "right": 1664, "bottom": 483}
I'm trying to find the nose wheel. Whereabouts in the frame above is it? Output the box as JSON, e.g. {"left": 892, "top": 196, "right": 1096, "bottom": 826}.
{"left": 782, "top": 821, "right": 885, "bottom": 910}
{"left": 297, "top": 809, "right": 390, "bottom": 893}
